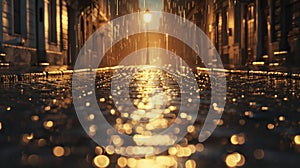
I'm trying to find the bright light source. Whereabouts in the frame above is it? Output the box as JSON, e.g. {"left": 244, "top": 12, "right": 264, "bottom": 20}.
{"left": 143, "top": 9, "right": 152, "bottom": 23}
{"left": 252, "top": 61, "right": 265, "bottom": 66}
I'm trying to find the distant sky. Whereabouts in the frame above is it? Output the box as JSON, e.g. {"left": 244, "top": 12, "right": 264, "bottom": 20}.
{"left": 139, "top": 0, "right": 163, "bottom": 11}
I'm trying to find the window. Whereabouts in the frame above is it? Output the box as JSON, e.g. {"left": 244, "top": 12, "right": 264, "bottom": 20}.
{"left": 13, "top": 0, "right": 21, "bottom": 34}
{"left": 216, "top": 13, "right": 222, "bottom": 52}
{"left": 247, "top": 4, "right": 256, "bottom": 59}
{"left": 223, "top": 9, "right": 229, "bottom": 45}
{"left": 248, "top": 4, "right": 255, "bottom": 20}
{"left": 234, "top": 3, "right": 241, "bottom": 43}
{"left": 48, "top": 0, "right": 57, "bottom": 43}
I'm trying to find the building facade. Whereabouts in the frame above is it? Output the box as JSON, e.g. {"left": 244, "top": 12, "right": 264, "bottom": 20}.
{"left": 212, "top": 0, "right": 300, "bottom": 66}
{"left": 0, "top": 0, "right": 68, "bottom": 66}
{"left": 67, "top": 0, "right": 139, "bottom": 65}
{"left": 162, "top": 0, "right": 209, "bottom": 66}
{"left": 163, "top": 0, "right": 300, "bottom": 67}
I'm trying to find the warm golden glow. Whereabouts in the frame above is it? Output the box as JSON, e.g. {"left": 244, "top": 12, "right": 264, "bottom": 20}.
{"left": 278, "top": 116, "right": 285, "bottom": 122}
{"left": 22, "top": 133, "right": 34, "bottom": 144}
{"left": 26, "top": 133, "right": 34, "bottom": 140}
{"left": 217, "top": 119, "right": 224, "bottom": 126}
{"left": 195, "top": 143, "right": 204, "bottom": 152}
{"left": 117, "top": 157, "right": 127, "bottom": 167}
{"left": 244, "top": 111, "right": 253, "bottom": 118}
{"left": 127, "top": 158, "right": 137, "bottom": 168}
{"left": 110, "top": 109, "right": 116, "bottom": 115}
{"left": 99, "top": 98, "right": 106, "bottom": 102}
{"left": 93, "top": 155, "right": 110, "bottom": 168}
{"left": 252, "top": 61, "right": 265, "bottom": 65}
{"left": 261, "top": 106, "right": 269, "bottom": 111}
{"left": 168, "top": 147, "right": 177, "bottom": 155}
{"left": 88, "top": 114, "right": 95, "bottom": 121}
{"left": 105, "top": 145, "right": 115, "bottom": 155}
{"left": 267, "top": 123, "right": 275, "bottom": 130}
{"left": 143, "top": 10, "right": 152, "bottom": 23}
{"left": 44, "top": 106, "right": 51, "bottom": 111}
{"left": 44, "top": 120, "right": 54, "bottom": 129}
{"left": 95, "top": 146, "right": 103, "bottom": 155}
{"left": 230, "top": 134, "right": 245, "bottom": 145}
{"left": 31, "top": 115, "right": 39, "bottom": 122}
{"left": 53, "top": 146, "right": 65, "bottom": 157}
{"left": 187, "top": 125, "right": 195, "bottom": 133}
{"left": 225, "top": 152, "right": 246, "bottom": 167}
{"left": 185, "top": 160, "right": 196, "bottom": 168}
{"left": 294, "top": 135, "right": 300, "bottom": 145}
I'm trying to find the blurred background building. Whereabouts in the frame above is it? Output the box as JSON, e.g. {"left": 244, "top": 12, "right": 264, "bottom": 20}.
{"left": 0, "top": 0, "right": 139, "bottom": 66}
{"left": 66, "top": 0, "right": 139, "bottom": 65}
{"left": 162, "top": 0, "right": 300, "bottom": 67}
{"left": 0, "top": 0, "right": 68, "bottom": 66}
{"left": 0, "top": 0, "right": 299, "bottom": 67}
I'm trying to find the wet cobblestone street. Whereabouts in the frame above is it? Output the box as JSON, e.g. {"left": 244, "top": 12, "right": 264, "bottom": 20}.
{"left": 0, "top": 68, "right": 300, "bottom": 168}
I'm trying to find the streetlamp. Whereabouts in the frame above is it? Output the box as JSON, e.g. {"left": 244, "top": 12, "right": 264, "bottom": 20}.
{"left": 143, "top": 9, "right": 151, "bottom": 65}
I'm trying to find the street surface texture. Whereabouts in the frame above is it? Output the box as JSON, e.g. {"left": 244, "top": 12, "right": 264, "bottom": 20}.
{"left": 0, "top": 67, "right": 300, "bottom": 168}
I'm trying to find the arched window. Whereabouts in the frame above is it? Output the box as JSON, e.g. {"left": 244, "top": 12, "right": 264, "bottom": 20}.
{"left": 248, "top": 4, "right": 255, "bottom": 20}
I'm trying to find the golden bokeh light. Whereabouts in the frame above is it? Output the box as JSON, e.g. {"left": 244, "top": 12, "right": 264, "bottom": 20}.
{"left": 105, "top": 145, "right": 115, "bottom": 155}
{"left": 267, "top": 123, "right": 275, "bottom": 130}
{"left": 278, "top": 116, "right": 285, "bottom": 122}
{"left": 187, "top": 125, "right": 195, "bottom": 133}
{"left": 95, "top": 146, "right": 103, "bottom": 155}
{"left": 88, "top": 114, "right": 95, "bottom": 121}
{"left": 53, "top": 146, "right": 65, "bottom": 157}
{"left": 26, "top": 133, "right": 34, "bottom": 140}
{"left": 44, "top": 106, "right": 51, "bottom": 111}
{"left": 188, "top": 145, "right": 196, "bottom": 154}
{"left": 93, "top": 155, "right": 110, "bottom": 168}
{"left": 168, "top": 147, "right": 177, "bottom": 155}
{"left": 22, "top": 133, "right": 34, "bottom": 144}
{"left": 117, "top": 157, "right": 127, "bottom": 167}
{"left": 31, "top": 115, "right": 39, "bottom": 122}
{"left": 244, "top": 111, "right": 254, "bottom": 118}
{"left": 185, "top": 160, "right": 196, "bottom": 168}
{"left": 232, "top": 98, "right": 237, "bottom": 102}
{"left": 230, "top": 133, "right": 245, "bottom": 145}
{"left": 225, "top": 152, "right": 246, "bottom": 167}
{"left": 110, "top": 109, "right": 116, "bottom": 115}
{"left": 99, "top": 98, "right": 106, "bottom": 103}
{"left": 217, "top": 119, "right": 224, "bottom": 126}
{"left": 195, "top": 143, "right": 204, "bottom": 152}
{"left": 44, "top": 120, "right": 54, "bottom": 129}
{"left": 127, "top": 158, "right": 137, "bottom": 168}
{"left": 180, "top": 112, "right": 187, "bottom": 119}
{"left": 294, "top": 135, "right": 300, "bottom": 145}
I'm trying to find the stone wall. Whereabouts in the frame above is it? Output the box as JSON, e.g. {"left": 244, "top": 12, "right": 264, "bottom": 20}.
{"left": 1, "top": 0, "right": 68, "bottom": 65}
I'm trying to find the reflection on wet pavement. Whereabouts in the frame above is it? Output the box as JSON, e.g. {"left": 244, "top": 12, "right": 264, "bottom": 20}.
{"left": 0, "top": 67, "right": 300, "bottom": 168}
